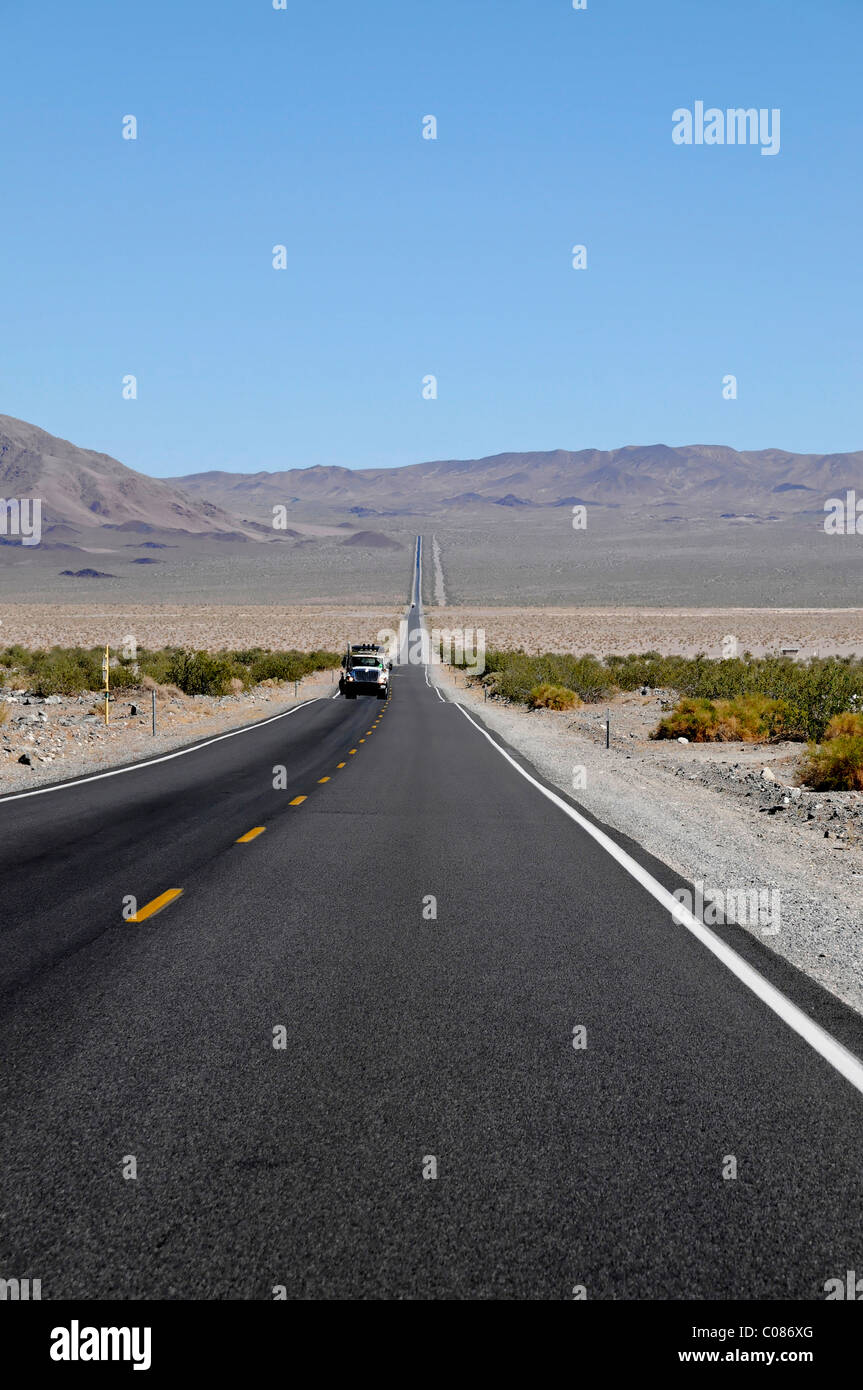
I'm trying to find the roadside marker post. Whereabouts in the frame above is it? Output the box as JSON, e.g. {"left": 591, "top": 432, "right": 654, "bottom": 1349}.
{"left": 605, "top": 710, "right": 610, "bottom": 749}
{"left": 152, "top": 688, "right": 157, "bottom": 736}
{"left": 102, "top": 645, "right": 110, "bottom": 726}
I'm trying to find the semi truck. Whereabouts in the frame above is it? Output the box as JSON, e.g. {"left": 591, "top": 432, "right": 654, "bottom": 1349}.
{"left": 339, "top": 643, "right": 391, "bottom": 700}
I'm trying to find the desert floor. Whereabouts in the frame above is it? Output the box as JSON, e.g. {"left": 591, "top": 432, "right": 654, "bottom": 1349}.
{"left": 422, "top": 606, "right": 863, "bottom": 657}
{"left": 0, "top": 605, "right": 403, "bottom": 652}
{"left": 3, "top": 604, "right": 863, "bottom": 657}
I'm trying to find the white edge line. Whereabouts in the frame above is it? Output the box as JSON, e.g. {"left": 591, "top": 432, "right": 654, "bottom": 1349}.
{"left": 0, "top": 700, "right": 319, "bottom": 804}
{"left": 454, "top": 701, "right": 863, "bottom": 1098}
{"left": 417, "top": 537, "right": 447, "bottom": 703}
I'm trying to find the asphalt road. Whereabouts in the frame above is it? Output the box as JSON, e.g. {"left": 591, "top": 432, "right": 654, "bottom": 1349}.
{"left": 2, "top": 552, "right": 863, "bottom": 1299}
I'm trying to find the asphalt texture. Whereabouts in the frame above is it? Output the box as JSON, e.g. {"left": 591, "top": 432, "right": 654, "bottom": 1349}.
{"left": 2, "top": 573, "right": 863, "bottom": 1299}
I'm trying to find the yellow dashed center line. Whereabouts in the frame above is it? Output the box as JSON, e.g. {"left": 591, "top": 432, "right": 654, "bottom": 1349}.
{"left": 127, "top": 889, "right": 183, "bottom": 923}
{"left": 123, "top": 708, "right": 392, "bottom": 927}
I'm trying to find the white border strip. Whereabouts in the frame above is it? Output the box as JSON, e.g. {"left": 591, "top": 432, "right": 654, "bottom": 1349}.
{"left": 0, "top": 700, "right": 318, "bottom": 804}
{"left": 454, "top": 701, "right": 863, "bottom": 1098}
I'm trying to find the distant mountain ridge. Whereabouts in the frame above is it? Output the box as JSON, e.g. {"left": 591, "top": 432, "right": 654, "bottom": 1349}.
{"left": 3, "top": 415, "right": 862, "bottom": 533}
{"left": 0, "top": 415, "right": 265, "bottom": 537}
{"left": 172, "top": 444, "right": 863, "bottom": 519}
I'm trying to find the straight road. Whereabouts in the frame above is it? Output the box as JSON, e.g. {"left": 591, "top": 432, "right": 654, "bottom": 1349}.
{"left": 1, "top": 543, "right": 862, "bottom": 1299}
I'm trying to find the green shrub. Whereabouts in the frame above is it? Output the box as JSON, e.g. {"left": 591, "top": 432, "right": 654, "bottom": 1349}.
{"left": 651, "top": 697, "right": 720, "bottom": 742}
{"left": 652, "top": 693, "right": 795, "bottom": 743}
{"left": 249, "top": 648, "right": 340, "bottom": 684}
{"left": 28, "top": 648, "right": 102, "bottom": 696}
{"left": 0, "top": 644, "right": 28, "bottom": 670}
{"left": 823, "top": 711, "right": 863, "bottom": 740}
{"left": 137, "top": 648, "right": 176, "bottom": 686}
{"left": 800, "top": 736, "right": 863, "bottom": 790}
{"left": 529, "top": 683, "right": 580, "bottom": 711}
{"left": 0, "top": 642, "right": 341, "bottom": 697}
{"left": 475, "top": 648, "right": 863, "bottom": 738}
{"left": 249, "top": 651, "right": 306, "bottom": 684}
{"left": 306, "top": 649, "right": 341, "bottom": 672}
{"left": 166, "top": 650, "right": 237, "bottom": 697}
{"left": 481, "top": 649, "right": 613, "bottom": 704}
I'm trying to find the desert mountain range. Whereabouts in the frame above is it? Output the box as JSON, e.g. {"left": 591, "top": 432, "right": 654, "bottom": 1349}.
{"left": 2, "top": 414, "right": 862, "bottom": 537}
{"left": 0, "top": 415, "right": 264, "bottom": 538}
{"left": 173, "top": 444, "right": 863, "bottom": 522}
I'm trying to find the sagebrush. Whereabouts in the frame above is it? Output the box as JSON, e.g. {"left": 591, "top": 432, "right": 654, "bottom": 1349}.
{"left": 0, "top": 644, "right": 340, "bottom": 697}
{"left": 468, "top": 648, "right": 863, "bottom": 741}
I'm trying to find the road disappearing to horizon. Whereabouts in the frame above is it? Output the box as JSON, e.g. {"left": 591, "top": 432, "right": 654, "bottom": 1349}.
{"left": 1, "top": 538, "right": 862, "bottom": 1299}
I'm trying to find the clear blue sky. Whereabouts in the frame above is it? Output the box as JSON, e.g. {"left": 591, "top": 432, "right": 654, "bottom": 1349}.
{"left": 1, "top": 0, "right": 860, "bottom": 476}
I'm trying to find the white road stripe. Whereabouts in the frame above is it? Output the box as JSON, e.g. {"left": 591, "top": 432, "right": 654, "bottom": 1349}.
{"left": 454, "top": 701, "right": 863, "bottom": 1098}
{"left": 0, "top": 700, "right": 318, "bottom": 804}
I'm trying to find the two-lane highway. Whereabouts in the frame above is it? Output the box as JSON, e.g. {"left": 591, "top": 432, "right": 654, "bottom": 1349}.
{"left": 2, "top": 560, "right": 863, "bottom": 1299}
{"left": 0, "top": 686, "right": 388, "bottom": 998}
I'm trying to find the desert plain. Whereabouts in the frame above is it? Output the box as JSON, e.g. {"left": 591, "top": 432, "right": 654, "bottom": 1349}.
{"left": 2, "top": 602, "right": 863, "bottom": 660}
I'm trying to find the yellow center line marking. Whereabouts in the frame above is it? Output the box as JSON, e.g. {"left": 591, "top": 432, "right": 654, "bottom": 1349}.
{"left": 290, "top": 795, "right": 307, "bottom": 805}
{"left": 337, "top": 762, "right": 346, "bottom": 768}
{"left": 359, "top": 738, "right": 365, "bottom": 743}
{"left": 127, "top": 889, "right": 183, "bottom": 923}
{"left": 236, "top": 826, "right": 266, "bottom": 842}
{"left": 349, "top": 749, "right": 357, "bottom": 755}
{"left": 318, "top": 776, "right": 330, "bottom": 783}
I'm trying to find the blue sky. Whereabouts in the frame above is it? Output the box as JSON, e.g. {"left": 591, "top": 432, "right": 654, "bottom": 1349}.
{"left": 1, "top": 0, "right": 860, "bottom": 476}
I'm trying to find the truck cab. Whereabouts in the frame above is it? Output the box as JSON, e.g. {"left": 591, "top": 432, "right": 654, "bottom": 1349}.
{"left": 339, "top": 644, "right": 391, "bottom": 700}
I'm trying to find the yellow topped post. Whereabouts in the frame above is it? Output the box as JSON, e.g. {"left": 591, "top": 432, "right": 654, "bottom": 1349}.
{"left": 102, "top": 644, "right": 110, "bottom": 725}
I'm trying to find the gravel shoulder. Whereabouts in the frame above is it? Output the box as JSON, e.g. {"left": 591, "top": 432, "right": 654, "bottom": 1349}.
{"left": 0, "top": 669, "right": 340, "bottom": 797}
{"left": 432, "top": 666, "right": 863, "bottom": 1016}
